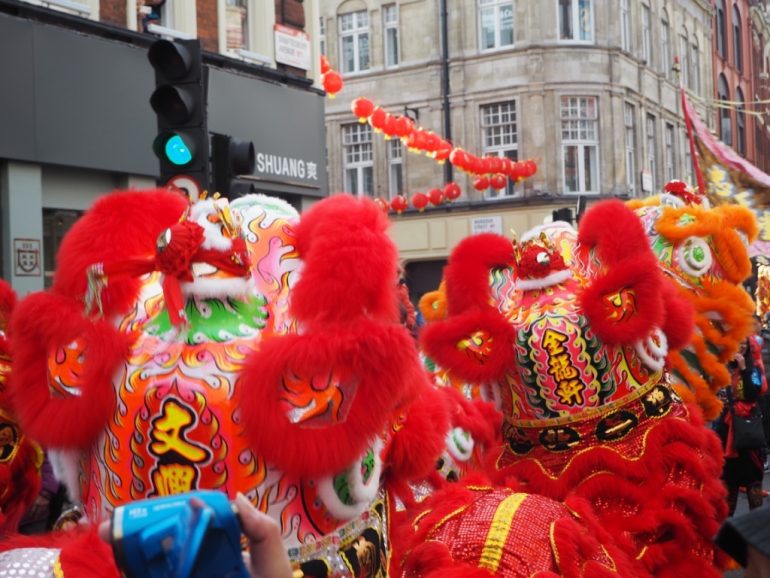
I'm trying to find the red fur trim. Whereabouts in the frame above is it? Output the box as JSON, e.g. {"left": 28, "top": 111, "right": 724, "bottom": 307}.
{"left": 291, "top": 195, "right": 399, "bottom": 325}
{"left": 53, "top": 189, "right": 188, "bottom": 317}
{"left": 580, "top": 255, "right": 664, "bottom": 345}
{"left": 239, "top": 320, "right": 423, "bottom": 477}
{"left": 578, "top": 199, "right": 651, "bottom": 263}
{"left": 444, "top": 234, "right": 514, "bottom": 315}
{"left": 442, "top": 387, "right": 501, "bottom": 451}
{"left": 0, "top": 279, "right": 16, "bottom": 332}
{"left": 660, "top": 280, "right": 694, "bottom": 351}
{"left": 9, "top": 292, "right": 129, "bottom": 448}
{"left": 420, "top": 309, "right": 516, "bottom": 383}
{"left": 0, "top": 441, "right": 41, "bottom": 534}
{"left": 385, "top": 386, "right": 450, "bottom": 481}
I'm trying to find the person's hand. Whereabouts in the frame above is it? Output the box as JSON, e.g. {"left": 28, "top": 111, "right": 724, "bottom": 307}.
{"left": 234, "top": 493, "right": 294, "bottom": 578}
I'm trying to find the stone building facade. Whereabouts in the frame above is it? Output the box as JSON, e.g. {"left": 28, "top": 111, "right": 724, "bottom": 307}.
{"left": 319, "top": 0, "right": 714, "bottom": 292}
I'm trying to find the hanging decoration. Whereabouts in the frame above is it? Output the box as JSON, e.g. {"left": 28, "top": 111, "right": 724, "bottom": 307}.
{"left": 374, "top": 198, "right": 390, "bottom": 214}
{"left": 428, "top": 188, "right": 445, "bottom": 206}
{"left": 390, "top": 195, "right": 408, "bottom": 214}
{"left": 443, "top": 183, "right": 462, "bottom": 201}
{"left": 322, "top": 69, "right": 344, "bottom": 99}
{"left": 411, "top": 192, "right": 429, "bottom": 212}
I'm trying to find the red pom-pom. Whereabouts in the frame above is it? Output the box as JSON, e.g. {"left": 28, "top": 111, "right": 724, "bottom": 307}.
{"left": 155, "top": 221, "right": 204, "bottom": 280}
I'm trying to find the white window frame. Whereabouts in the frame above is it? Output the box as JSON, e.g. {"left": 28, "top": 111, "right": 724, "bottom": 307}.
{"left": 388, "top": 139, "right": 404, "bottom": 199}
{"left": 661, "top": 11, "right": 671, "bottom": 78}
{"left": 478, "top": 0, "right": 514, "bottom": 51}
{"left": 383, "top": 4, "right": 400, "bottom": 68}
{"left": 557, "top": 0, "right": 594, "bottom": 44}
{"left": 683, "top": 129, "right": 694, "bottom": 185}
{"left": 665, "top": 122, "right": 675, "bottom": 183}
{"left": 342, "top": 123, "right": 374, "bottom": 197}
{"left": 560, "top": 96, "right": 599, "bottom": 195}
{"left": 339, "top": 10, "right": 370, "bottom": 74}
{"left": 646, "top": 113, "right": 657, "bottom": 194}
{"left": 224, "top": 0, "right": 250, "bottom": 53}
{"left": 480, "top": 101, "right": 519, "bottom": 199}
{"left": 642, "top": 4, "right": 652, "bottom": 67}
{"left": 620, "top": 0, "right": 631, "bottom": 52}
{"left": 624, "top": 103, "right": 636, "bottom": 193}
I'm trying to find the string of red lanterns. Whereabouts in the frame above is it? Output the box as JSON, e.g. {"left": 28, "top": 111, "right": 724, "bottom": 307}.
{"left": 321, "top": 59, "right": 538, "bottom": 214}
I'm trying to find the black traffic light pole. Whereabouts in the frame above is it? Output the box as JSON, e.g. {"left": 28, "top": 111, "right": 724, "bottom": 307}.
{"left": 148, "top": 39, "right": 210, "bottom": 195}
{"left": 210, "top": 134, "right": 256, "bottom": 199}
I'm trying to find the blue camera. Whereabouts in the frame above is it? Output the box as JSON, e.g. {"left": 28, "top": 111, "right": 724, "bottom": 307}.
{"left": 110, "top": 490, "right": 251, "bottom": 578}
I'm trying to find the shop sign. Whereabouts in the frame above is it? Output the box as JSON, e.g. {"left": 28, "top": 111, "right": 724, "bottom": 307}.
{"left": 274, "top": 24, "right": 311, "bottom": 71}
{"left": 14, "top": 238, "right": 41, "bottom": 277}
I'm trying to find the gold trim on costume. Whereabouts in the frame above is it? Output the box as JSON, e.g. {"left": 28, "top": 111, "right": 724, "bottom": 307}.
{"left": 478, "top": 493, "right": 527, "bottom": 572}
{"left": 53, "top": 556, "right": 64, "bottom": 578}
{"left": 426, "top": 506, "right": 469, "bottom": 540}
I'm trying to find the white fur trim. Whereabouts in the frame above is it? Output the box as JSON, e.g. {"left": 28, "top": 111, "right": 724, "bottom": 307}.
{"left": 634, "top": 328, "right": 668, "bottom": 372}
{"left": 675, "top": 237, "right": 712, "bottom": 278}
{"left": 517, "top": 268, "right": 573, "bottom": 291}
{"left": 180, "top": 276, "right": 254, "bottom": 299}
{"left": 315, "top": 440, "right": 383, "bottom": 521}
{"left": 231, "top": 194, "right": 299, "bottom": 220}
{"left": 445, "top": 427, "right": 474, "bottom": 463}
{"left": 48, "top": 449, "right": 82, "bottom": 506}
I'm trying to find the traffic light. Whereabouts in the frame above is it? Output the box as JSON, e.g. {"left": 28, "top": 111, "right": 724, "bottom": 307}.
{"left": 211, "top": 133, "right": 255, "bottom": 199}
{"left": 148, "top": 39, "right": 209, "bottom": 192}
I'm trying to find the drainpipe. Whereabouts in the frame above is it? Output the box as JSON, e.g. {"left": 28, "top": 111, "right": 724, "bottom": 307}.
{"left": 440, "top": 0, "right": 453, "bottom": 183}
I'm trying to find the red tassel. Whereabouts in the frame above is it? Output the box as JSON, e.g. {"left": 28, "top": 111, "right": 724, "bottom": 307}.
{"left": 155, "top": 221, "right": 204, "bottom": 281}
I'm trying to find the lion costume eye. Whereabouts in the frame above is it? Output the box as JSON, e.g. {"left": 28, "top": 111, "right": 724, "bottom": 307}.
{"left": 676, "top": 236, "right": 712, "bottom": 277}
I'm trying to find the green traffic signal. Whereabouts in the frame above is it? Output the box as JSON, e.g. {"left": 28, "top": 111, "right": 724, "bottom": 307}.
{"left": 153, "top": 132, "right": 196, "bottom": 166}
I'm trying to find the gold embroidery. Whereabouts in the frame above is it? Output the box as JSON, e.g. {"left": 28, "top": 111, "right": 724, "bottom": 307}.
{"left": 478, "top": 493, "right": 527, "bottom": 572}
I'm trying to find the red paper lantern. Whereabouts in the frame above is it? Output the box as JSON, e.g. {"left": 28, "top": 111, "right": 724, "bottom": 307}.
{"left": 444, "top": 182, "right": 462, "bottom": 201}
{"left": 435, "top": 141, "right": 453, "bottom": 163}
{"left": 480, "top": 157, "right": 494, "bottom": 175}
{"left": 473, "top": 177, "right": 490, "bottom": 191}
{"left": 508, "top": 161, "right": 522, "bottom": 181}
{"left": 383, "top": 114, "right": 398, "bottom": 139}
{"left": 395, "top": 116, "right": 414, "bottom": 139}
{"left": 351, "top": 97, "right": 375, "bottom": 122}
{"left": 322, "top": 70, "right": 343, "bottom": 98}
{"left": 390, "top": 195, "right": 408, "bottom": 214}
{"left": 412, "top": 130, "right": 427, "bottom": 151}
{"left": 469, "top": 156, "right": 484, "bottom": 175}
{"left": 412, "top": 192, "right": 429, "bottom": 211}
{"left": 488, "top": 156, "right": 503, "bottom": 174}
{"left": 374, "top": 198, "right": 389, "bottom": 214}
{"left": 500, "top": 157, "right": 514, "bottom": 176}
{"left": 423, "top": 132, "right": 440, "bottom": 155}
{"left": 449, "top": 148, "right": 469, "bottom": 170}
{"left": 490, "top": 174, "right": 507, "bottom": 190}
{"left": 428, "top": 188, "right": 445, "bottom": 206}
{"left": 369, "top": 107, "right": 387, "bottom": 131}
{"left": 523, "top": 159, "right": 538, "bottom": 178}
{"left": 320, "top": 55, "right": 331, "bottom": 74}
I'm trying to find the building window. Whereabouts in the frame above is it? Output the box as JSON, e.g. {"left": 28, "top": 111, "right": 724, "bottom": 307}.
{"left": 718, "top": 73, "right": 732, "bottom": 146}
{"left": 342, "top": 123, "right": 374, "bottom": 196}
{"left": 624, "top": 103, "right": 636, "bottom": 193}
{"left": 716, "top": 0, "right": 727, "bottom": 59}
{"left": 646, "top": 114, "right": 657, "bottom": 194}
{"left": 620, "top": 0, "right": 631, "bottom": 52}
{"left": 665, "top": 122, "right": 675, "bottom": 183}
{"left": 383, "top": 4, "right": 399, "bottom": 67}
{"left": 388, "top": 138, "right": 403, "bottom": 198}
{"left": 479, "top": 0, "right": 514, "bottom": 50}
{"left": 690, "top": 37, "right": 700, "bottom": 94}
{"left": 225, "top": 0, "right": 249, "bottom": 51}
{"left": 679, "top": 30, "right": 689, "bottom": 91}
{"left": 319, "top": 17, "right": 326, "bottom": 55}
{"left": 661, "top": 10, "right": 671, "bottom": 78}
{"left": 558, "top": 0, "right": 593, "bottom": 43}
{"left": 642, "top": 4, "right": 652, "bottom": 66}
{"left": 481, "top": 101, "right": 518, "bottom": 198}
{"left": 339, "top": 11, "right": 370, "bottom": 74}
{"left": 733, "top": 5, "right": 742, "bottom": 72}
{"left": 44, "top": 209, "right": 82, "bottom": 288}
{"left": 683, "top": 130, "right": 694, "bottom": 185}
{"left": 737, "top": 86, "right": 746, "bottom": 156}
{"left": 561, "top": 96, "right": 598, "bottom": 194}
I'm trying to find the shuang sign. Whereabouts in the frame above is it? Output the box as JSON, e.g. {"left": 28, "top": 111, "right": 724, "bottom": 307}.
{"left": 255, "top": 153, "right": 319, "bottom": 181}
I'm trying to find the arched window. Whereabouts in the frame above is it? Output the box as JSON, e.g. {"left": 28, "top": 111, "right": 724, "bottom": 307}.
{"left": 718, "top": 74, "right": 732, "bottom": 146}
{"left": 733, "top": 5, "right": 742, "bottom": 71}
{"left": 716, "top": 0, "right": 727, "bottom": 59}
{"left": 661, "top": 9, "right": 671, "bottom": 78}
{"left": 737, "top": 86, "right": 746, "bottom": 156}
{"left": 690, "top": 36, "right": 700, "bottom": 94}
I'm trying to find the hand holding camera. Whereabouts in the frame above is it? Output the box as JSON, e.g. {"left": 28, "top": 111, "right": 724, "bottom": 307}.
{"left": 103, "top": 490, "right": 293, "bottom": 578}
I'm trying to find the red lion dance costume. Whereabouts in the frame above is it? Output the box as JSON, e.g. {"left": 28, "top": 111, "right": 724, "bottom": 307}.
{"left": 3, "top": 190, "right": 461, "bottom": 577}
{"left": 407, "top": 199, "right": 732, "bottom": 578}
